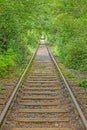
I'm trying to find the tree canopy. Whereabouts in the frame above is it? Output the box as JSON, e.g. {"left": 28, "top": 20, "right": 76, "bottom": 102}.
{"left": 0, "top": 0, "right": 87, "bottom": 77}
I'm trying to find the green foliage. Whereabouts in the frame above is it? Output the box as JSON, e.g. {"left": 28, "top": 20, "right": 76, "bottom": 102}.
{"left": 0, "top": 0, "right": 87, "bottom": 78}
{"left": 79, "top": 80, "right": 87, "bottom": 88}
{"left": 51, "top": 0, "right": 87, "bottom": 71}
{"left": 0, "top": 0, "right": 40, "bottom": 77}
{"left": 64, "top": 43, "right": 87, "bottom": 70}
{"left": 0, "top": 85, "right": 5, "bottom": 91}
{"left": 0, "top": 55, "right": 7, "bottom": 75}
{"left": 0, "top": 48, "right": 16, "bottom": 77}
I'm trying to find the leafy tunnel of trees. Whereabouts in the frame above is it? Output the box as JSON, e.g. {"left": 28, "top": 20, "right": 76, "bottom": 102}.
{"left": 0, "top": 0, "right": 87, "bottom": 77}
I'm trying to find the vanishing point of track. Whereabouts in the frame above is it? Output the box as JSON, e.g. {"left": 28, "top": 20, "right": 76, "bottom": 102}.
{"left": 0, "top": 44, "right": 87, "bottom": 130}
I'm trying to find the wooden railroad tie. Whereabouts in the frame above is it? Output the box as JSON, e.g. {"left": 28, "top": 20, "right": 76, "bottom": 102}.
{"left": 18, "top": 108, "right": 68, "bottom": 113}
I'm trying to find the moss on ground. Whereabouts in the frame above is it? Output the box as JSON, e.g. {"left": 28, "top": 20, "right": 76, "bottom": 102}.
{"left": 0, "top": 85, "right": 6, "bottom": 91}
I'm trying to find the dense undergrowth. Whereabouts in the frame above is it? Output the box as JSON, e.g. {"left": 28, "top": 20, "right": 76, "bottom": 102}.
{"left": 49, "top": 0, "right": 87, "bottom": 88}
{"left": 50, "top": 1, "right": 87, "bottom": 71}
{"left": 0, "top": 0, "right": 39, "bottom": 78}
{"left": 0, "top": 0, "right": 87, "bottom": 88}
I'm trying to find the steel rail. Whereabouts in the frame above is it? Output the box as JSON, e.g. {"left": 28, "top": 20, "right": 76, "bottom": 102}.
{"left": 47, "top": 45, "right": 87, "bottom": 130}
{"left": 0, "top": 45, "right": 39, "bottom": 127}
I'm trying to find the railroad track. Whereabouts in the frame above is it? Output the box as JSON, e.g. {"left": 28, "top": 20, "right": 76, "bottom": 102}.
{"left": 0, "top": 44, "right": 87, "bottom": 130}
